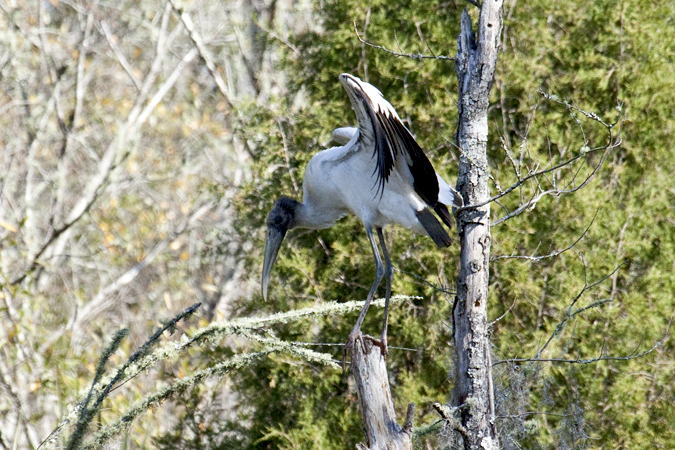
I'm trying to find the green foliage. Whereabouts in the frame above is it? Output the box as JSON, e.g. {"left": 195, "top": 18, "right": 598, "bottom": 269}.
{"left": 225, "top": 4, "right": 468, "bottom": 449}
{"left": 66, "top": 328, "right": 130, "bottom": 450}
{"left": 221, "top": 1, "right": 675, "bottom": 449}
{"left": 48, "top": 298, "right": 399, "bottom": 448}
{"left": 482, "top": 1, "right": 675, "bottom": 449}
{"left": 23, "top": 0, "right": 674, "bottom": 448}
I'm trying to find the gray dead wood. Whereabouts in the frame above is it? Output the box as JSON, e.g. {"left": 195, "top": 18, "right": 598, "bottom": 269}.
{"left": 452, "top": 3, "right": 504, "bottom": 450}
{"left": 350, "top": 337, "right": 414, "bottom": 450}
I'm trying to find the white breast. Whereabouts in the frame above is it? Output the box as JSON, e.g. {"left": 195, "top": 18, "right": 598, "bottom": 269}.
{"left": 309, "top": 147, "right": 426, "bottom": 234}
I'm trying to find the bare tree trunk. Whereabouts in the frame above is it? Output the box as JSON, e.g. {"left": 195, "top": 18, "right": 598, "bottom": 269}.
{"left": 350, "top": 339, "right": 414, "bottom": 450}
{"left": 452, "top": 3, "right": 503, "bottom": 450}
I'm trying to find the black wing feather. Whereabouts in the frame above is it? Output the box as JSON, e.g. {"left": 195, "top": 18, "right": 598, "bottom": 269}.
{"left": 362, "top": 91, "right": 439, "bottom": 206}
{"left": 389, "top": 118, "right": 438, "bottom": 206}
{"left": 365, "top": 102, "right": 395, "bottom": 198}
{"left": 434, "top": 203, "right": 454, "bottom": 230}
{"left": 416, "top": 208, "right": 452, "bottom": 248}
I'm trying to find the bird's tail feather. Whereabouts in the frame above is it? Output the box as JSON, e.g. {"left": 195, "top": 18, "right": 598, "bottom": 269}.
{"left": 416, "top": 208, "right": 452, "bottom": 248}
{"left": 434, "top": 203, "right": 454, "bottom": 230}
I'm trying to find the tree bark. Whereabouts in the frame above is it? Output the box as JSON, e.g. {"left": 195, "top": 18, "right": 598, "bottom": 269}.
{"left": 452, "top": 3, "right": 503, "bottom": 450}
{"left": 350, "top": 338, "right": 414, "bottom": 450}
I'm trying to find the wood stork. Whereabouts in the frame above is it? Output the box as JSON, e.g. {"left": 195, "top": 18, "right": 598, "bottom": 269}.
{"left": 262, "top": 73, "right": 460, "bottom": 356}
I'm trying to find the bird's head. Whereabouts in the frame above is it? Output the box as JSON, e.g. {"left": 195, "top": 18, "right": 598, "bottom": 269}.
{"left": 261, "top": 196, "right": 300, "bottom": 301}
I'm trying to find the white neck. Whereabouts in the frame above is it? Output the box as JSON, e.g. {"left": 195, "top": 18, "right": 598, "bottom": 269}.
{"left": 293, "top": 200, "right": 345, "bottom": 230}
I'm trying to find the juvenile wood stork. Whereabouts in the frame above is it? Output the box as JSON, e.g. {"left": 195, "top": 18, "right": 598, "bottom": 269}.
{"left": 262, "top": 73, "right": 459, "bottom": 356}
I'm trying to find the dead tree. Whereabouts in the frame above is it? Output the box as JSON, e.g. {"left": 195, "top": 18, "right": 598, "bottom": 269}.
{"left": 350, "top": 339, "right": 414, "bottom": 450}
{"left": 452, "top": 3, "right": 503, "bottom": 450}
{"left": 346, "top": 4, "right": 504, "bottom": 449}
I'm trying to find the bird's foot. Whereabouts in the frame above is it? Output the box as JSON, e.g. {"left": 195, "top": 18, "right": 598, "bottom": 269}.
{"left": 363, "top": 334, "right": 388, "bottom": 358}
{"left": 343, "top": 330, "right": 364, "bottom": 371}
{"left": 379, "top": 336, "right": 388, "bottom": 358}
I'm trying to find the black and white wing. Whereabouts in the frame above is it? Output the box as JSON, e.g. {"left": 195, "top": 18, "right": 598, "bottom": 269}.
{"left": 339, "top": 74, "right": 439, "bottom": 206}
{"left": 339, "top": 74, "right": 455, "bottom": 246}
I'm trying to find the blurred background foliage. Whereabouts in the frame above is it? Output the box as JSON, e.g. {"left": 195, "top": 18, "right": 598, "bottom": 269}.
{"left": 1, "top": 0, "right": 674, "bottom": 449}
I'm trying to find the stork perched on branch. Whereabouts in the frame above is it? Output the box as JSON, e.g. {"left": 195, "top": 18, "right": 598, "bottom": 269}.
{"left": 262, "top": 73, "right": 460, "bottom": 357}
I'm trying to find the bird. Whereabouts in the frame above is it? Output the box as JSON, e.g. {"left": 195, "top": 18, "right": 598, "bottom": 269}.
{"left": 261, "top": 73, "right": 460, "bottom": 357}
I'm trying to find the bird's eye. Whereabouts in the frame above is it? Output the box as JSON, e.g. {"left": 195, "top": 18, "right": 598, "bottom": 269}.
{"left": 274, "top": 216, "right": 284, "bottom": 226}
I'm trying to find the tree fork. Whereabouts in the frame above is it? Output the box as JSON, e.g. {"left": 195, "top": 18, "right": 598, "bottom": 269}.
{"left": 452, "top": 3, "right": 503, "bottom": 450}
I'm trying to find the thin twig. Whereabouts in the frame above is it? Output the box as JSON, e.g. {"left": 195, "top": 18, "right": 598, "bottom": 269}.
{"left": 169, "top": 0, "right": 234, "bottom": 109}
{"left": 254, "top": 18, "right": 301, "bottom": 55}
{"left": 394, "top": 267, "right": 456, "bottom": 295}
{"left": 277, "top": 119, "right": 299, "bottom": 194}
{"left": 496, "top": 320, "right": 671, "bottom": 366}
{"left": 100, "top": 21, "right": 142, "bottom": 92}
{"left": 489, "top": 297, "right": 517, "bottom": 326}
{"left": 491, "top": 207, "right": 599, "bottom": 261}
{"left": 353, "top": 22, "right": 455, "bottom": 61}
{"left": 536, "top": 263, "right": 625, "bottom": 358}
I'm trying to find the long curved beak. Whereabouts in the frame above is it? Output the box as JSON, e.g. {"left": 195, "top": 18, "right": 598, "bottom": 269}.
{"left": 261, "top": 226, "right": 286, "bottom": 301}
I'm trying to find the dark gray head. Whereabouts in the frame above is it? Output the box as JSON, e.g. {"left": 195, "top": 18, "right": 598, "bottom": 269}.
{"left": 261, "top": 196, "right": 300, "bottom": 301}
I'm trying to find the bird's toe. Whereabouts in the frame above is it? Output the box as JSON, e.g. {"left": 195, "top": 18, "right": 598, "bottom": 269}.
{"left": 379, "top": 337, "right": 388, "bottom": 358}
{"left": 368, "top": 335, "right": 388, "bottom": 358}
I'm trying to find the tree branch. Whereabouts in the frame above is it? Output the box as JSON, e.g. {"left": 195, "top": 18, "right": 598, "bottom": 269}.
{"left": 491, "top": 207, "right": 598, "bottom": 261}
{"left": 353, "top": 21, "right": 455, "bottom": 61}
{"left": 99, "top": 20, "right": 143, "bottom": 92}
{"left": 68, "top": 202, "right": 213, "bottom": 338}
{"left": 496, "top": 319, "right": 671, "bottom": 366}
{"left": 454, "top": 93, "right": 623, "bottom": 229}
{"left": 169, "top": 0, "right": 235, "bottom": 110}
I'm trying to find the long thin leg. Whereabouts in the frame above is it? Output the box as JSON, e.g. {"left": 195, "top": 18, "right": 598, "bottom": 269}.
{"left": 376, "top": 227, "right": 393, "bottom": 357}
{"left": 344, "top": 225, "right": 384, "bottom": 364}
{"left": 350, "top": 225, "right": 385, "bottom": 335}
